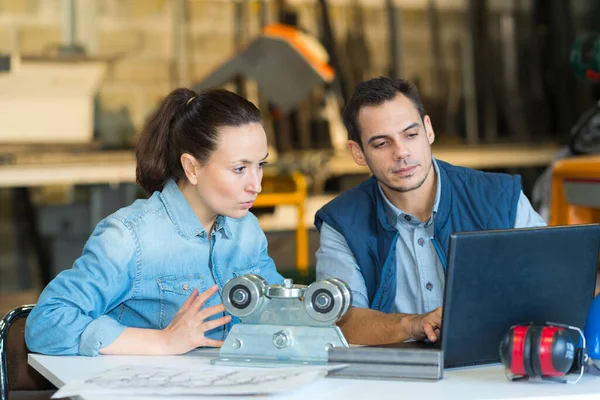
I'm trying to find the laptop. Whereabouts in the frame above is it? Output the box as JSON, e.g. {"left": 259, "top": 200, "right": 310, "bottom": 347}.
{"left": 440, "top": 224, "right": 600, "bottom": 368}
{"left": 378, "top": 224, "right": 600, "bottom": 368}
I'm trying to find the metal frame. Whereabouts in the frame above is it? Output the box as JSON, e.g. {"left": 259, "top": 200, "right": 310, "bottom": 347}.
{"left": 253, "top": 172, "right": 309, "bottom": 275}
{"left": 0, "top": 304, "right": 35, "bottom": 400}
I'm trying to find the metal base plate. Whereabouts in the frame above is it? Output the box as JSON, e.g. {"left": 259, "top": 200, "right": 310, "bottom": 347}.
{"left": 214, "top": 324, "right": 349, "bottom": 366}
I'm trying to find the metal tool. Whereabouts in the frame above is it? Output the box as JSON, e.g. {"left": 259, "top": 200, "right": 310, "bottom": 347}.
{"left": 213, "top": 274, "right": 351, "bottom": 366}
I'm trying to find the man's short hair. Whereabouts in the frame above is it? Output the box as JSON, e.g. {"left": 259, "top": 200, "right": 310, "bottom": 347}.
{"left": 342, "top": 77, "right": 425, "bottom": 148}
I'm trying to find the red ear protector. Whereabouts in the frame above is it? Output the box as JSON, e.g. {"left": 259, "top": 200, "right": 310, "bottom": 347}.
{"left": 499, "top": 323, "right": 589, "bottom": 383}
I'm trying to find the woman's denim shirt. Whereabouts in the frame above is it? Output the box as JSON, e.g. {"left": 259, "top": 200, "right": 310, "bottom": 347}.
{"left": 25, "top": 179, "right": 283, "bottom": 356}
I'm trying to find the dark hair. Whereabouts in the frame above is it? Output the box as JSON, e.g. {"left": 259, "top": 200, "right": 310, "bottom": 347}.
{"left": 135, "top": 88, "right": 261, "bottom": 194}
{"left": 342, "top": 77, "right": 425, "bottom": 148}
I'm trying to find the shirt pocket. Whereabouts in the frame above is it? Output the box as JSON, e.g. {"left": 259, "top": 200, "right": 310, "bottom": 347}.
{"left": 231, "top": 263, "right": 261, "bottom": 278}
{"left": 157, "top": 274, "right": 206, "bottom": 329}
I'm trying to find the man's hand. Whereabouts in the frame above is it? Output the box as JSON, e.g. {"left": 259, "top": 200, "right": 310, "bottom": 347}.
{"left": 405, "top": 307, "right": 442, "bottom": 342}
{"left": 161, "top": 285, "right": 231, "bottom": 354}
{"left": 335, "top": 306, "right": 443, "bottom": 345}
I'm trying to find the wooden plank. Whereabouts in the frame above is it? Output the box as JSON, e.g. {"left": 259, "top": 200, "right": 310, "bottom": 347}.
{"left": 0, "top": 161, "right": 137, "bottom": 188}
{"left": 4, "top": 150, "right": 135, "bottom": 166}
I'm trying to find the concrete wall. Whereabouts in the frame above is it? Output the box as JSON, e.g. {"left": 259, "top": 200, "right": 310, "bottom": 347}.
{"left": 0, "top": 0, "right": 246, "bottom": 144}
{"left": 0, "top": 0, "right": 478, "bottom": 141}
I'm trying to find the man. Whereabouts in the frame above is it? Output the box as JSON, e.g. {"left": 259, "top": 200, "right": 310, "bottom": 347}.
{"left": 314, "top": 77, "right": 546, "bottom": 346}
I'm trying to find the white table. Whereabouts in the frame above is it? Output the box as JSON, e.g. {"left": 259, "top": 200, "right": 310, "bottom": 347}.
{"left": 29, "top": 350, "right": 600, "bottom": 400}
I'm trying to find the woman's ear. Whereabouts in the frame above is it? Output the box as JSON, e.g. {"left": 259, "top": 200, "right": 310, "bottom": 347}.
{"left": 180, "top": 153, "right": 201, "bottom": 185}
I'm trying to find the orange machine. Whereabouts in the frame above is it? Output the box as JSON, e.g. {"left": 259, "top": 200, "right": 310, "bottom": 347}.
{"left": 550, "top": 155, "right": 600, "bottom": 226}
{"left": 193, "top": 23, "right": 334, "bottom": 113}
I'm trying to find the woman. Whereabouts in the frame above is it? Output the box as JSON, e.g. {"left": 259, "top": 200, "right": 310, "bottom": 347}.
{"left": 25, "top": 88, "right": 283, "bottom": 356}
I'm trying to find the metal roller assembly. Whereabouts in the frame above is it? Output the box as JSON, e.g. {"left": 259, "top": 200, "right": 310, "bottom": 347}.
{"left": 215, "top": 274, "right": 352, "bottom": 366}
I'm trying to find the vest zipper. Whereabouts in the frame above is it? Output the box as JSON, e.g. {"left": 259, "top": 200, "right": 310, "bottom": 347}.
{"left": 431, "top": 237, "right": 448, "bottom": 271}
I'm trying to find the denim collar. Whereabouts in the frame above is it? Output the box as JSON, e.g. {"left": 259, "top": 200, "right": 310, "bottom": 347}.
{"left": 159, "top": 179, "right": 231, "bottom": 240}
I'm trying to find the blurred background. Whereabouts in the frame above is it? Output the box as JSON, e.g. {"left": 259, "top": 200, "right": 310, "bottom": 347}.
{"left": 1, "top": 0, "right": 600, "bottom": 313}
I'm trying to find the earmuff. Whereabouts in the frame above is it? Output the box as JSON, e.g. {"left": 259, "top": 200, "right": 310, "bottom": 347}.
{"left": 499, "top": 323, "right": 588, "bottom": 383}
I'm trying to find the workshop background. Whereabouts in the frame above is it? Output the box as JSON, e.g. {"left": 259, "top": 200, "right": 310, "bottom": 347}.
{"left": 1, "top": 0, "right": 600, "bottom": 314}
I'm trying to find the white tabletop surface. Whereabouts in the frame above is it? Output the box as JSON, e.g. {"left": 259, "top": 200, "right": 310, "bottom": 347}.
{"left": 29, "top": 349, "right": 600, "bottom": 400}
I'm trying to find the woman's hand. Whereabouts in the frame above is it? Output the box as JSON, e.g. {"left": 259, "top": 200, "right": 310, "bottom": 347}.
{"left": 161, "top": 285, "right": 231, "bottom": 354}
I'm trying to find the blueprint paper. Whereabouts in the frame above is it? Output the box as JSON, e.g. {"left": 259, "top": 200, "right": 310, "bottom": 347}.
{"left": 51, "top": 364, "right": 332, "bottom": 398}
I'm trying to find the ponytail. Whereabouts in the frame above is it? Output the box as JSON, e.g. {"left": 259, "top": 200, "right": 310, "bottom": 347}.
{"left": 135, "top": 88, "right": 194, "bottom": 194}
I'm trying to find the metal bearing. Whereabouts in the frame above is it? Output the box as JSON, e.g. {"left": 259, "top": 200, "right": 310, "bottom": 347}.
{"left": 303, "top": 279, "right": 349, "bottom": 323}
{"left": 222, "top": 274, "right": 267, "bottom": 317}
{"left": 326, "top": 278, "right": 352, "bottom": 317}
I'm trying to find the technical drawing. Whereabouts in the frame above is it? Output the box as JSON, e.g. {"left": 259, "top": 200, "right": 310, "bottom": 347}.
{"left": 84, "top": 365, "right": 320, "bottom": 390}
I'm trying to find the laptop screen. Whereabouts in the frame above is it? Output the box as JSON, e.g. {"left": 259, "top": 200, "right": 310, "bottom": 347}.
{"left": 440, "top": 224, "right": 600, "bottom": 368}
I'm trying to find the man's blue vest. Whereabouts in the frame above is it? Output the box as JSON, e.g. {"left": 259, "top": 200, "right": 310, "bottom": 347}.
{"left": 314, "top": 159, "right": 521, "bottom": 313}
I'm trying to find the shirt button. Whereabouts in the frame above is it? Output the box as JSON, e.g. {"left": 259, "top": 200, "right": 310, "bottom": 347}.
{"left": 404, "top": 215, "right": 411, "bottom": 221}
{"left": 425, "top": 282, "right": 433, "bottom": 291}
{"left": 200, "top": 232, "right": 205, "bottom": 238}
{"left": 182, "top": 284, "right": 189, "bottom": 291}
{"left": 418, "top": 237, "right": 425, "bottom": 246}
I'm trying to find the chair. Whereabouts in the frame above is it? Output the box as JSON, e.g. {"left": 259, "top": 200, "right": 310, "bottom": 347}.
{"left": 0, "top": 305, "right": 55, "bottom": 400}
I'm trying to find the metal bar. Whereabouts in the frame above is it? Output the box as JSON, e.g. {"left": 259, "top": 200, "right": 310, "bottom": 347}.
{"left": 327, "top": 346, "right": 443, "bottom": 381}
{"left": 172, "top": 0, "right": 189, "bottom": 87}
{"left": 463, "top": 0, "right": 480, "bottom": 144}
{"left": 427, "top": 0, "right": 445, "bottom": 101}
{"left": 318, "top": 0, "right": 348, "bottom": 104}
{"left": 385, "top": 0, "right": 401, "bottom": 78}
{"left": 233, "top": 0, "right": 249, "bottom": 98}
{"left": 62, "top": 0, "right": 76, "bottom": 47}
